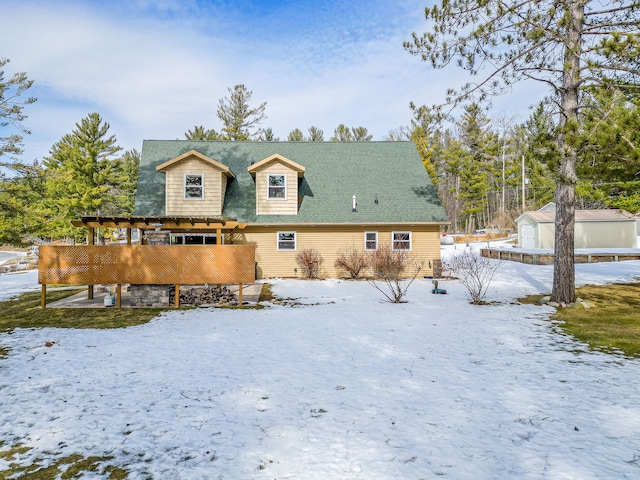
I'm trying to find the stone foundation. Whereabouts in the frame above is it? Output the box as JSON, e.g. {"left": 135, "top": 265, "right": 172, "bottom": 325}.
{"left": 130, "top": 284, "right": 171, "bottom": 307}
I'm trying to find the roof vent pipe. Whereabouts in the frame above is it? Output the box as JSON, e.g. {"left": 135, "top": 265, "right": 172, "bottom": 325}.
{"left": 352, "top": 195, "right": 357, "bottom": 212}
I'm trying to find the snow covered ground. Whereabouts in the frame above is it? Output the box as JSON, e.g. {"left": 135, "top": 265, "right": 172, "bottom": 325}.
{"left": 1, "top": 250, "right": 640, "bottom": 479}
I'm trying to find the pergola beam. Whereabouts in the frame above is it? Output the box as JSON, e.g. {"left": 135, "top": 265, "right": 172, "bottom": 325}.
{"left": 71, "top": 216, "right": 246, "bottom": 231}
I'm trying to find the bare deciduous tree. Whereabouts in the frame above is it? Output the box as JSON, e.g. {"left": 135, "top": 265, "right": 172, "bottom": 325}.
{"left": 334, "top": 247, "right": 369, "bottom": 279}
{"left": 444, "top": 250, "right": 501, "bottom": 304}
{"left": 368, "top": 245, "right": 424, "bottom": 303}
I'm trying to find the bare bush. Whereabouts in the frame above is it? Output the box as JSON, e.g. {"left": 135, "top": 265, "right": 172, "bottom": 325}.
{"left": 296, "top": 248, "right": 324, "bottom": 279}
{"left": 444, "top": 249, "right": 502, "bottom": 304}
{"left": 368, "top": 245, "right": 423, "bottom": 303}
{"left": 334, "top": 247, "right": 369, "bottom": 279}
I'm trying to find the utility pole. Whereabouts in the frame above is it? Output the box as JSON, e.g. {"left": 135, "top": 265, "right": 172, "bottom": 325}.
{"left": 501, "top": 145, "right": 506, "bottom": 212}
{"left": 521, "top": 154, "right": 525, "bottom": 212}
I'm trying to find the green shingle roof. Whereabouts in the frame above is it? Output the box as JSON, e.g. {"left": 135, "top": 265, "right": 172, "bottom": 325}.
{"left": 134, "top": 140, "right": 449, "bottom": 224}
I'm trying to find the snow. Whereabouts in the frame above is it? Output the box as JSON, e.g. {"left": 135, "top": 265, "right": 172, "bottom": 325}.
{"left": 1, "top": 249, "right": 640, "bottom": 479}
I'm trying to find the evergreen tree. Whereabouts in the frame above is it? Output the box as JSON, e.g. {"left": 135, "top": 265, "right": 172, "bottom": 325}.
{"left": 307, "top": 126, "right": 324, "bottom": 142}
{"left": 111, "top": 148, "right": 140, "bottom": 215}
{"left": 576, "top": 88, "right": 640, "bottom": 211}
{"left": 0, "top": 161, "right": 46, "bottom": 245}
{"left": 185, "top": 125, "right": 221, "bottom": 140}
{"left": 0, "top": 58, "right": 37, "bottom": 159}
{"left": 287, "top": 128, "right": 304, "bottom": 141}
{"left": 43, "top": 113, "right": 122, "bottom": 239}
{"left": 351, "top": 126, "right": 372, "bottom": 142}
{"left": 407, "top": 103, "right": 441, "bottom": 182}
{"left": 259, "top": 128, "right": 278, "bottom": 141}
{"left": 216, "top": 84, "right": 267, "bottom": 141}
{"left": 456, "top": 103, "right": 499, "bottom": 229}
{"left": 405, "top": 0, "right": 640, "bottom": 303}
{"left": 518, "top": 104, "right": 559, "bottom": 209}
{"left": 331, "top": 124, "right": 353, "bottom": 142}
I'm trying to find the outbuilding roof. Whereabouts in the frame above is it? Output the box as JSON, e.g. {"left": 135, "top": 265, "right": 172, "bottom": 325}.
{"left": 516, "top": 209, "right": 636, "bottom": 223}
{"left": 134, "top": 140, "right": 449, "bottom": 225}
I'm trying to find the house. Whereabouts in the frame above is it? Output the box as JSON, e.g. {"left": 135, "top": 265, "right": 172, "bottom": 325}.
{"left": 516, "top": 206, "right": 638, "bottom": 249}
{"left": 133, "top": 140, "right": 449, "bottom": 278}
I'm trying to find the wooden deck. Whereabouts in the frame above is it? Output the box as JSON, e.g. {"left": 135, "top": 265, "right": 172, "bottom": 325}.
{"left": 481, "top": 248, "right": 640, "bottom": 265}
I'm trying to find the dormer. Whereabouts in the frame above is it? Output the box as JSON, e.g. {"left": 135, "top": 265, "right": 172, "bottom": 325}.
{"left": 156, "top": 150, "right": 234, "bottom": 216}
{"left": 248, "top": 154, "right": 305, "bottom": 215}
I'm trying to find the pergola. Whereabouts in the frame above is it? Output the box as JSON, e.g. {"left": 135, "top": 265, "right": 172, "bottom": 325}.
{"left": 39, "top": 216, "right": 255, "bottom": 308}
{"left": 71, "top": 215, "right": 247, "bottom": 245}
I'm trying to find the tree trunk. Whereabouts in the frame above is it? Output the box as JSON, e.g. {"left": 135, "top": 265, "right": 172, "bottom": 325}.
{"left": 551, "top": 0, "right": 584, "bottom": 304}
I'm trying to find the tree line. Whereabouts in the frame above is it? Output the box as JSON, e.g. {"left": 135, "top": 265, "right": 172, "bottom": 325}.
{"left": 2, "top": 0, "right": 640, "bottom": 307}
{"left": 1, "top": 73, "right": 638, "bottom": 247}
{"left": 0, "top": 79, "right": 377, "bottom": 245}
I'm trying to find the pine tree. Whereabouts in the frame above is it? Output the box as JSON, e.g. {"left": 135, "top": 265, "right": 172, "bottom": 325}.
{"left": 0, "top": 161, "right": 46, "bottom": 245}
{"left": 43, "top": 113, "right": 122, "bottom": 239}
{"left": 259, "top": 128, "right": 278, "bottom": 141}
{"left": 287, "top": 128, "right": 304, "bottom": 141}
{"left": 307, "top": 126, "right": 324, "bottom": 142}
{"left": 405, "top": 0, "right": 640, "bottom": 303}
{"left": 330, "top": 124, "right": 353, "bottom": 142}
{"left": 185, "top": 125, "right": 221, "bottom": 140}
{"left": 0, "top": 58, "right": 37, "bottom": 159}
{"left": 216, "top": 84, "right": 267, "bottom": 141}
{"left": 351, "top": 126, "right": 372, "bottom": 142}
{"left": 111, "top": 148, "right": 140, "bottom": 215}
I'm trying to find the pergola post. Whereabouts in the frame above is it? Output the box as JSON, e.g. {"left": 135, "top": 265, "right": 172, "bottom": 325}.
{"left": 88, "top": 227, "right": 94, "bottom": 300}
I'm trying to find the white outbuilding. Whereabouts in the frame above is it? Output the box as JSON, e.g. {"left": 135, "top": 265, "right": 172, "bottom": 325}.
{"left": 516, "top": 205, "right": 638, "bottom": 249}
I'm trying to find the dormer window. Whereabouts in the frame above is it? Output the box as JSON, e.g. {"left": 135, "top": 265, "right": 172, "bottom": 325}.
{"left": 184, "top": 174, "right": 204, "bottom": 199}
{"left": 268, "top": 174, "right": 286, "bottom": 199}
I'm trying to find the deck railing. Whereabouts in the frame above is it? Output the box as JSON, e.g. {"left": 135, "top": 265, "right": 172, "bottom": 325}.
{"left": 38, "top": 244, "right": 256, "bottom": 307}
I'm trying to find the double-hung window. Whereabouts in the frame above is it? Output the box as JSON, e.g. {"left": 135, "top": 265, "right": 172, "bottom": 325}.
{"left": 184, "top": 174, "right": 204, "bottom": 199}
{"left": 365, "top": 231, "right": 378, "bottom": 251}
{"left": 277, "top": 232, "right": 296, "bottom": 251}
{"left": 392, "top": 231, "right": 411, "bottom": 251}
{"left": 268, "top": 174, "right": 286, "bottom": 199}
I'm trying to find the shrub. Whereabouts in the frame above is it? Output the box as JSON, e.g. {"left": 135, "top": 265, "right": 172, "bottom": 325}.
{"left": 368, "top": 245, "right": 423, "bottom": 303}
{"left": 296, "top": 248, "right": 324, "bottom": 279}
{"left": 334, "top": 247, "right": 369, "bottom": 279}
{"left": 444, "top": 249, "right": 501, "bottom": 304}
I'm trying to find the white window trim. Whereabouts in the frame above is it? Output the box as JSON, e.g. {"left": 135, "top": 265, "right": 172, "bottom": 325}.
{"left": 364, "top": 231, "right": 378, "bottom": 251}
{"left": 184, "top": 173, "right": 204, "bottom": 200}
{"left": 277, "top": 231, "right": 296, "bottom": 251}
{"left": 392, "top": 231, "right": 412, "bottom": 251}
{"left": 267, "top": 173, "right": 287, "bottom": 200}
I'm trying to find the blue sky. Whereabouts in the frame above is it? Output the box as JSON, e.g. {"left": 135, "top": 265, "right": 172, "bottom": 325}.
{"left": 3, "top": 0, "right": 542, "bottom": 162}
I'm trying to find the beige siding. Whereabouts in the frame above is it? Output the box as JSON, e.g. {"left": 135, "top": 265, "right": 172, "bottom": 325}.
{"left": 519, "top": 218, "right": 637, "bottom": 249}
{"left": 233, "top": 224, "right": 441, "bottom": 279}
{"left": 255, "top": 162, "right": 299, "bottom": 215}
{"left": 576, "top": 221, "right": 637, "bottom": 248}
{"left": 164, "top": 157, "right": 225, "bottom": 216}
{"left": 538, "top": 223, "right": 555, "bottom": 249}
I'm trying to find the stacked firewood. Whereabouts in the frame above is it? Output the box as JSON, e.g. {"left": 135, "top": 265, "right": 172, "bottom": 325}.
{"left": 169, "top": 285, "right": 238, "bottom": 306}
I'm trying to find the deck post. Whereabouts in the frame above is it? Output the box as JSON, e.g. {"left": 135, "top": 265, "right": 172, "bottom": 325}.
{"left": 88, "top": 228, "right": 94, "bottom": 300}
{"left": 175, "top": 284, "right": 180, "bottom": 307}
{"left": 116, "top": 284, "right": 122, "bottom": 308}
{"left": 238, "top": 283, "right": 243, "bottom": 305}
{"left": 41, "top": 284, "right": 46, "bottom": 308}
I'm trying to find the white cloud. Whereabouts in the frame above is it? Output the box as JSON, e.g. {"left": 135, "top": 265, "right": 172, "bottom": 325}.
{"left": 4, "top": 0, "right": 541, "bottom": 161}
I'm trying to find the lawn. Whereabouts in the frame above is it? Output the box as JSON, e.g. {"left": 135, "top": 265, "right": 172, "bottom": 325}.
{"left": 553, "top": 283, "right": 640, "bottom": 357}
